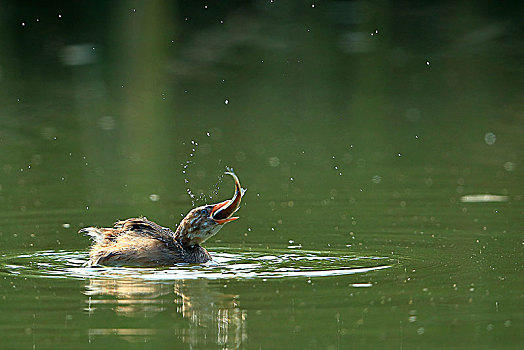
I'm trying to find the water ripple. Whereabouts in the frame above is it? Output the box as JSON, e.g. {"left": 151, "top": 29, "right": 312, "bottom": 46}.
{"left": 0, "top": 248, "right": 392, "bottom": 281}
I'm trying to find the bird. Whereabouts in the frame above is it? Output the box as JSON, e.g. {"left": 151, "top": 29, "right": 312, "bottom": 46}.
{"left": 79, "top": 172, "right": 246, "bottom": 267}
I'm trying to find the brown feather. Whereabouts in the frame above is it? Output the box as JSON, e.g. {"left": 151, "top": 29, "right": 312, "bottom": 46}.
{"left": 84, "top": 217, "right": 211, "bottom": 267}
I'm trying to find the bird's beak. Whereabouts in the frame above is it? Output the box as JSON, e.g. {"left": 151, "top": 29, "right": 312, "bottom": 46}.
{"left": 211, "top": 172, "right": 245, "bottom": 225}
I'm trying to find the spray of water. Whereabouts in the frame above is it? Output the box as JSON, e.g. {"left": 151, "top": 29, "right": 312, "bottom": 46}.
{"left": 181, "top": 133, "right": 234, "bottom": 207}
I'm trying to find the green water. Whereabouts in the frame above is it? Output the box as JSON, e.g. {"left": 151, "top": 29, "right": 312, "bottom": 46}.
{"left": 1, "top": 1, "right": 523, "bottom": 349}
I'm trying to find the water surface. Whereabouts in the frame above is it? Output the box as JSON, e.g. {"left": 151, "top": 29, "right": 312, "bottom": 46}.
{"left": 0, "top": 1, "right": 523, "bottom": 349}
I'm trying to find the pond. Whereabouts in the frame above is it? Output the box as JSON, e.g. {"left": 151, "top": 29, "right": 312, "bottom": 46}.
{"left": 0, "top": 1, "right": 523, "bottom": 349}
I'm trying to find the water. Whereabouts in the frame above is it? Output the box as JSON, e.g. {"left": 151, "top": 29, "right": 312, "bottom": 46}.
{"left": 1, "top": 249, "right": 391, "bottom": 280}
{"left": 1, "top": 1, "right": 523, "bottom": 349}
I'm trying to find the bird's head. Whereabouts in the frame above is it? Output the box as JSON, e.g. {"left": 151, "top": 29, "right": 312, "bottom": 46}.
{"left": 176, "top": 172, "right": 246, "bottom": 247}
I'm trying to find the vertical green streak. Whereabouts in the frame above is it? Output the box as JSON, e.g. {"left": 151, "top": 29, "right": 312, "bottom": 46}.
{"left": 114, "top": 0, "right": 177, "bottom": 200}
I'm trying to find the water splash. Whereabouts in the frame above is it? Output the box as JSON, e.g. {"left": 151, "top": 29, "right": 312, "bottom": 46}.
{"left": 181, "top": 137, "right": 241, "bottom": 207}
{"left": 182, "top": 139, "right": 201, "bottom": 206}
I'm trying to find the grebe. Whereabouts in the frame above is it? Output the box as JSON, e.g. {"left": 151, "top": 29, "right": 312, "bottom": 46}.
{"left": 79, "top": 172, "right": 245, "bottom": 267}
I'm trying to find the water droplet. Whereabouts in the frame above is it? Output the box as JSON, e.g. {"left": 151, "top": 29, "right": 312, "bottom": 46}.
{"left": 484, "top": 132, "right": 496, "bottom": 145}
{"left": 268, "top": 156, "right": 280, "bottom": 167}
{"left": 98, "top": 116, "right": 116, "bottom": 130}
{"left": 503, "top": 162, "right": 515, "bottom": 171}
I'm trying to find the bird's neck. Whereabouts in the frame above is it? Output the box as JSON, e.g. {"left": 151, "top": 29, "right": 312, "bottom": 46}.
{"left": 176, "top": 237, "right": 211, "bottom": 263}
{"left": 174, "top": 223, "right": 199, "bottom": 248}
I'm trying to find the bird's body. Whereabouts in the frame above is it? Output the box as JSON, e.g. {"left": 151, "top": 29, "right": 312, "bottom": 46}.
{"left": 80, "top": 172, "right": 245, "bottom": 267}
{"left": 80, "top": 217, "right": 212, "bottom": 266}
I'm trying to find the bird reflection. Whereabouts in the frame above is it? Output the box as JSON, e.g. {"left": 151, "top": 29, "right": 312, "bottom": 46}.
{"left": 85, "top": 278, "right": 171, "bottom": 317}
{"left": 173, "top": 280, "right": 247, "bottom": 348}
{"left": 84, "top": 277, "right": 247, "bottom": 348}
